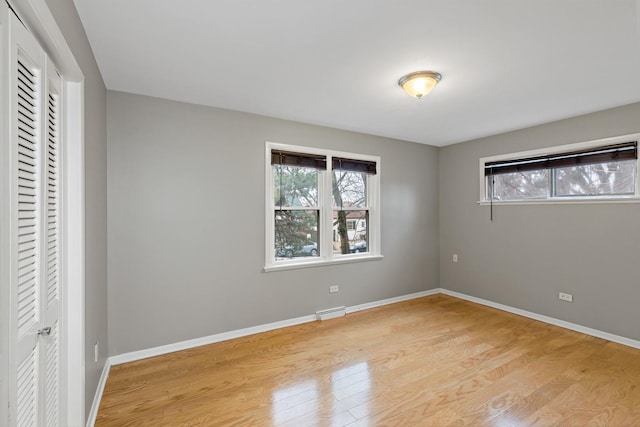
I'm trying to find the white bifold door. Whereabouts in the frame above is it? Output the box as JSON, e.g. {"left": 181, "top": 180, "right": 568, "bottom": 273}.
{"left": 8, "top": 11, "right": 63, "bottom": 427}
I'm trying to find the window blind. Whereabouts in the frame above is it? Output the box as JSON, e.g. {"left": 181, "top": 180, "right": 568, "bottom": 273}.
{"left": 271, "top": 150, "right": 327, "bottom": 170}
{"left": 332, "top": 157, "right": 377, "bottom": 175}
{"left": 484, "top": 142, "right": 638, "bottom": 176}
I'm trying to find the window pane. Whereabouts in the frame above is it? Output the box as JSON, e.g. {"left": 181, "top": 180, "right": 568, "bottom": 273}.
{"left": 275, "top": 210, "right": 319, "bottom": 259}
{"left": 332, "top": 210, "right": 368, "bottom": 255}
{"left": 332, "top": 170, "right": 367, "bottom": 208}
{"left": 490, "top": 170, "right": 549, "bottom": 200}
{"left": 273, "top": 165, "right": 318, "bottom": 208}
{"left": 555, "top": 160, "right": 636, "bottom": 197}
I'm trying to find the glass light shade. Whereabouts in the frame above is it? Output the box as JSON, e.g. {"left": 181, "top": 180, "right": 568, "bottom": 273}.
{"left": 398, "top": 71, "right": 442, "bottom": 99}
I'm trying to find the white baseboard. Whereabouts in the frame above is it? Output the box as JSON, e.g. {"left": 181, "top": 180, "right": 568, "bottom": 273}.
{"left": 441, "top": 289, "right": 640, "bottom": 350}
{"left": 86, "top": 358, "right": 111, "bottom": 427}
{"left": 346, "top": 288, "right": 442, "bottom": 314}
{"left": 109, "top": 313, "right": 318, "bottom": 366}
{"left": 109, "top": 289, "right": 442, "bottom": 366}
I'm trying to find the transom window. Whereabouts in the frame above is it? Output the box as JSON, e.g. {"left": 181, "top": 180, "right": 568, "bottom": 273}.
{"left": 480, "top": 136, "right": 639, "bottom": 203}
{"left": 265, "top": 142, "right": 381, "bottom": 271}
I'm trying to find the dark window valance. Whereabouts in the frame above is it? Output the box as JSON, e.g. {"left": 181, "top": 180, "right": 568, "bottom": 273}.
{"left": 485, "top": 142, "right": 637, "bottom": 176}
{"left": 271, "top": 150, "right": 327, "bottom": 170}
{"left": 332, "top": 157, "right": 377, "bottom": 175}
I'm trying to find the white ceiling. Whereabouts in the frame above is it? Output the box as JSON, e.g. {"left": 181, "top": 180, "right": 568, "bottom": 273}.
{"left": 73, "top": 0, "right": 640, "bottom": 147}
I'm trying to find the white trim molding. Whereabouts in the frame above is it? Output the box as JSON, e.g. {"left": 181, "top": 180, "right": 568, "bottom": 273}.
{"left": 86, "top": 359, "right": 110, "bottom": 427}
{"left": 110, "top": 289, "right": 441, "bottom": 366}
{"left": 63, "top": 77, "right": 85, "bottom": 427}
{"left": 0, "top": 4, "right": 9, "bottom": 426}
{"left": 346, "top": 289, "right": 441, "bottom": 314}
{"left": 109, "top": 314, "right": 317, "bottom": 366}
{"left": 440, "top": 289, "right": 640, "bottom": 350}
{"left": 264, "top": 254, "right": 383, "bottom": 272}
{"left": 477, "top": 197, "right": 640, "bottom": 206}
{"left": 108, "top": 286, "right": 640, "bottom": 365}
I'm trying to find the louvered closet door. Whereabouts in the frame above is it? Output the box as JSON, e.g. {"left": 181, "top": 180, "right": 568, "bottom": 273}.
{"left": 41, "top": 58, "right": 61, "bottom": 427}
{"left": 9, "top": 12, "right": 61, "bottom": 427}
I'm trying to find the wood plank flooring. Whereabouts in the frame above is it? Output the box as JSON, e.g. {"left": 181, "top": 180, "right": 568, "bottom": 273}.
{"left": 96, "top": 294, "right": 640, "bottom": 426}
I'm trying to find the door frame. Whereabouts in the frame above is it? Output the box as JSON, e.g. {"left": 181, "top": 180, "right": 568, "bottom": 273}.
{"left": 1, "top": 0, "right": 85, "bottom": 425}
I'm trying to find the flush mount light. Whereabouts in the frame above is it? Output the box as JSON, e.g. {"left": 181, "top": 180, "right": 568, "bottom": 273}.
{"left": 398, "top": 71, "right": 442, "bottom": 99}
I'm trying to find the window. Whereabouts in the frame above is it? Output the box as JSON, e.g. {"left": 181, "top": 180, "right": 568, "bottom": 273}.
{"left": 266, "top": 143, "right": 381, "bottom": 270}
{"left": 480, "top": 136, "right": 639, "bottom": 203}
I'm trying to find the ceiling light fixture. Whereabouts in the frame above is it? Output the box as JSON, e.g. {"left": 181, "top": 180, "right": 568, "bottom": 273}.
{"left": 398, "top": 71, "right": 442, "bottom": 99}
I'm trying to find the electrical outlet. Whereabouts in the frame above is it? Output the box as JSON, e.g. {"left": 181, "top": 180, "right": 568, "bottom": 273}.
{"left": 452, "top": 254, "right": 458, "bottom": 262}
{"left": 559, "top": 292, "right": 573, "bottom": 302}
{"left": 94, "top": 342, "right": 99, "bottom": 363}
{"left": 330, "top": 285, "right": 339, "bottom": 293}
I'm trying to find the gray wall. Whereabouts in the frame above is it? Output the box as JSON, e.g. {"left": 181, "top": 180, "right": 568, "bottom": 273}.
{"left": 32, "top": 0, "right": 640, "bottom": 418}
{"left": 439, "top": 102, "right": 640, "bottom": 341}
{"left": 106, "top": 91, "right": 439, "bottom": 355}
{"left": 46, "top": 0, "right": 108, "bottom": 417}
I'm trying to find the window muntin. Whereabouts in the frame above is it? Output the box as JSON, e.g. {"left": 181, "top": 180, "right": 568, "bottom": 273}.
{"left": 266, "top": 143, "right": 380, "bottom": 269}
{"left": 482, "top": 138, "right": 639, "bottom": 202}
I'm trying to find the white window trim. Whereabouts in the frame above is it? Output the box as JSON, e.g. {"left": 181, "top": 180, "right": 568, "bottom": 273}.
{"left": 264, "top": 142, "right": 382, "bottom": 272}
{"left": 478, "top": 133, "right": 640, "bottom": 205}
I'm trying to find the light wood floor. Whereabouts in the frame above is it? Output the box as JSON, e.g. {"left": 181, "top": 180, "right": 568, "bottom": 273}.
{"left": 96, "top": 295, "right": 640, "bottom": 426}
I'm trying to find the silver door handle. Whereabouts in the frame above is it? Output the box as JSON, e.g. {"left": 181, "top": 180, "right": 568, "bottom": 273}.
{"left": 37, "top": 327, "right": 52, "bottom": 336}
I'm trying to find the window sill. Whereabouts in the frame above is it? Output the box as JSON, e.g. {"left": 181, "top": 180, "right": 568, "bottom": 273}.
{"left": 477, "top": 197, "right": 640, "bottom": 206}
{"left": 264, "top": 254, "right": 384, "bottom": 273}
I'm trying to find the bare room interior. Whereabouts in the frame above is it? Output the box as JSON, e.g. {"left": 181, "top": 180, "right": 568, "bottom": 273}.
{"left": 1, "top": 1, "right": 640, "bottom": 426}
